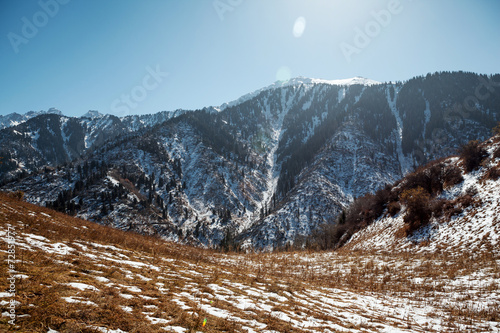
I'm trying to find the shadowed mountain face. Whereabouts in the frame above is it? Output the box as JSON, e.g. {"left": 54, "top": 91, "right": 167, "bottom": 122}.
{"left": 1, "top": 71, "right": 500, "bottom": 248}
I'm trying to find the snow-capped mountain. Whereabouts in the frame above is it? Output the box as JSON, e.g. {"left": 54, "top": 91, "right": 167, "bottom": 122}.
{"left": 0, "top": 107, "right": 63, "bottom": 129}
{"left": 219, "top": 76, "right": 381, "bottom": 111}
{"left": 0, "top": 108, "right": 188, "bottom": 132}
{"left": 81, "top": 110, "right": 104, "bottom": 119}
{"left": 1, "top": 72, "right": 499, "bottom": 249}
{"left": 0, "top": 109, "right": 191, "bottom": 181}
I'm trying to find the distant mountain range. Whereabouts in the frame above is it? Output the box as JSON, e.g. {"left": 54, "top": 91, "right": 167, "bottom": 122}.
{"left": 1, "top": 71, "right": 499, "bottom": 249}
{"left": 0, "top": 107, "right": 63, "bottom": 129}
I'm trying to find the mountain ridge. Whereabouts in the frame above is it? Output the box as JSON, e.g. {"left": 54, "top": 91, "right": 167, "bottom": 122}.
{"left": 0, "top": 76, "right": 381, "bottom": 125}
{"left": 1, "top": 71, "right": 499, "bottom": 249}
{"left": 218, "top": 76, "right": 382, "bottom": 111}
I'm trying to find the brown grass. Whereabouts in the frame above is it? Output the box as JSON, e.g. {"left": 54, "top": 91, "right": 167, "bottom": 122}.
{"left": 0, "top": 192, "right": 498, "bottom": 332}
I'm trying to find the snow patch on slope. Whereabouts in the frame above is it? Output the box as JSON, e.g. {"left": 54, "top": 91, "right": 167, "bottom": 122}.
{"left": 346, "top": 142, "right": 500, "bottom": 256}
{"left": 386, "top": 85, "right": 412, "bottom": 175}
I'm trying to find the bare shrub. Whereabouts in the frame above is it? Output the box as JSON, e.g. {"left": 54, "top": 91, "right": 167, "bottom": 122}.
{"left": 439, "top": 192, "right": 477, "bottom": 220}
{"left": 457, "top": 194, "right": 474, "bottom": 209}
{"left": 401, "top": 161, "right": 447, "bottom": 196}
{"left": 430, "top": 198, "right": 447, "bottom": 219}
{"left": 400, "top": 187, "right": 431, "bottom": 236}
{"left": 395, "top": 223, "right": 411, "bottom": 239}
{"left": 387, "top": 201, "right": 401, "bottom": 217}
{"left": 442, "top": 201, "right": 463, "bottom": 219}
{"left": 442, "top": 165, "right": 463, "bottom": 188}
{"left": 7, "top": 190, "right": 24, "bottom": 200}
{"left": 459, "top": 140, "right": 488, "bottom": 173}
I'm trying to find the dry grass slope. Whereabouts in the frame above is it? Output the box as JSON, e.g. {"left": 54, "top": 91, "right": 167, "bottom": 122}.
{"left": 1, "top": 192, "right": 499, "bottom": 332}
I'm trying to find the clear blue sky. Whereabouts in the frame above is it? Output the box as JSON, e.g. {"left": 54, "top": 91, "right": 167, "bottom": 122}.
{"left": 0, "top": 0, "right": 499, "bottom": 117}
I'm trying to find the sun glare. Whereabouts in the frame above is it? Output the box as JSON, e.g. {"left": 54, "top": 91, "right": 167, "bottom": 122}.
{"left": 293, "top": 16, "right": 307, "bottom": 38}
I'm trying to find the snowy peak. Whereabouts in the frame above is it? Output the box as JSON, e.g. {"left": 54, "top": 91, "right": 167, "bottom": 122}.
{"left": 201, "top": 106, "right": 221, "bottom": 114}
{"left": 276, "top": 76, "right": 381, "bottom": 87}
{"left": 318, "top": 76, "right": 382, "bottom": 86}
{"left": 82, "top": 110, "right": 104, "bottom": 119}
{"left": 25, "top": 107, "right": 63, "bottom": 117}
{"left": 219, "top": 76, "right": 381, "bottom": 110}
{"left": 0, "top": 113, "right": 24, "bottom": 129}
{"left": 0, "top": 108, "right": 64, "bottom": 130}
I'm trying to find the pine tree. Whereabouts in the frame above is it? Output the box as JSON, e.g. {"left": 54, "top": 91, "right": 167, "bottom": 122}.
{"left": 101, "top": 204, "right": 108, "bottom": 215}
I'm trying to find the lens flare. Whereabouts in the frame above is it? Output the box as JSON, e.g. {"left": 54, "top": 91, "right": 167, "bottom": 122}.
{"left": 276, "top": 66, "right": 292, "bottom": 82}
{"left": 293, "top": 16, "right": 306, "bottom": 38}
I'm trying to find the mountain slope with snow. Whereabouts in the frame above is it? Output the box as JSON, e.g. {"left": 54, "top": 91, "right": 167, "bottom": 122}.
{"left": 345, "top": 135, "right": 500, "bottom": 255}
{"left": 219, "top": 76, "right": 381, "bottom": 111}
{"left": 0, "top": 110, "right": 190, "bottom": 182}
{"left": 1, "top": 72, "right": 500, "bottom": 249}
{"left": 0, "top": 108, "right": 63, "bottom": 130}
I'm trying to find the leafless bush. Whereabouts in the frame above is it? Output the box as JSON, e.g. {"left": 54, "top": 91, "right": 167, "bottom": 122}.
{"left": 400, "top": 187, "right": 431, "bottom": 236}
{"left": 6, "top": 190, "right": 24, "bottom": 200}
{"left": 493, "top": 147, "right": 500, "bottom": 159}
{"left": 387, "top": 201, "right": 401, "bottom": 217}
{"left": 459, "top": 140, "right": 488, "bottom": 173}
{"left": 443, "top": 165, "right": 464, "bottom": 188}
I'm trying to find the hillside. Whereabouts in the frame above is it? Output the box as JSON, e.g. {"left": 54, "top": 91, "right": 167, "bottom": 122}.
{"left": 1, "top": 192, "right": 499, "bottom": 332}
{"left": 343, "top": 134, "right": 500, "bottom": 256}
{"left": 0, "top": 110, "right": 188, "bottom": 181}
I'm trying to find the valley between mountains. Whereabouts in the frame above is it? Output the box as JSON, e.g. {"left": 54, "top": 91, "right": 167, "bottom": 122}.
{"left": 1, "top": 71, "right": 500, "bottom": 332}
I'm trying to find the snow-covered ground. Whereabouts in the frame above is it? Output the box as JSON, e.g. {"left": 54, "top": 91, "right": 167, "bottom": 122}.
{"left": 347, "top": 140, "right": 500, "bottom": 257}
